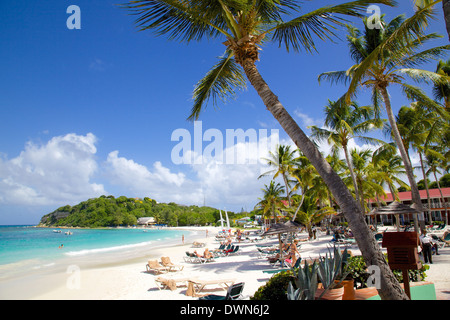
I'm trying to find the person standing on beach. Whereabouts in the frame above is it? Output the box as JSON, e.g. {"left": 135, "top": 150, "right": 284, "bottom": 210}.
{"left": 420, "top": 230, "right": 433, "bottom": 264}
{"left": 182, "top": 235, "right": 184, "bottom": 245}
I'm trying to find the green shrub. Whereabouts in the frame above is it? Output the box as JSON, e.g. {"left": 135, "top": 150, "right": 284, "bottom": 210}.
{"left": 250, "top": 255, "right": 429, "bottom": 299}
{"left": 251, "top": 270, "right": 295, "bottom": 300}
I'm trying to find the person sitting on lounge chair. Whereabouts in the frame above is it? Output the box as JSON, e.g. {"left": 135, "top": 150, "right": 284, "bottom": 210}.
{"left": 203, "top": 248, "right": 213, "bottom": 259}
{"left": 441, "top": 231, "right": 450, "bottom": 245}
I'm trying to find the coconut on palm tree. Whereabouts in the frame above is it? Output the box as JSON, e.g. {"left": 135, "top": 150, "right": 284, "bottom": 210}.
{"left": 318, "top": 6, "right": 450, "bottom": 232}
{"left": 122, "top": 0, "right": 411, "bottom": 300}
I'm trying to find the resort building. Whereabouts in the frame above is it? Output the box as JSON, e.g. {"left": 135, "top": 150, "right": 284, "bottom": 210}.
{"left": 137, "top": 217, "right": 156, "bottom": 226}
{"left": 368, "top": 187, "right": 450, "bottom": 225}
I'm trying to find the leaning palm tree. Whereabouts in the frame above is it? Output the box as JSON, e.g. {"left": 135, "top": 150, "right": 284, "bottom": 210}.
{"left": 122, "top": 0, "right": 409, "bottom": 300}
{"left": 310, "top": 100, "right": 385, "bottom": 210}
{"left": 318, "top": 6, "right": 450, "bottom": 232}
{"left": 259, "top": 144, "right": 297, "bottom": 205}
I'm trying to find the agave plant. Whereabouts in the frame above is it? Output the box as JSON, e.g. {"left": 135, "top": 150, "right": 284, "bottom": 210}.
{"left": 287, "top": 260, "right": 318, "bottom": 300}
{"left": 316, "top": 246, "right": 350, "bottom": 298}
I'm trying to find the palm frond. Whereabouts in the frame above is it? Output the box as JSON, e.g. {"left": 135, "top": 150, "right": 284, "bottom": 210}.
{"left": 318, "top": 71, "right": 352, "bottom": 86}
{"left": 346, "top": 1, "right": 439, "bottom": 101}
{"left": 271, "top": 0, "right": 396, "bottom": 53}
{"left": 400, "top": 43, "right": 450, "bottom": 68}
{"left": 397, "top": 68, "right": 450, "bottom": 86}
{"left": 400, "top": 83, "right": 450, "bottom": 120}
{"left": 121, "top": 0, "right": 232, "bottom": 41}
{"left": 189, "top": 50, "right": 246, "bottom": 120}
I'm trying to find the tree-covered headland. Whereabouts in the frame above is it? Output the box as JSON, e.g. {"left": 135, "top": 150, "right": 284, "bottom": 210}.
{"left": 39, "top": 195, "right": 238, "bottom": 228}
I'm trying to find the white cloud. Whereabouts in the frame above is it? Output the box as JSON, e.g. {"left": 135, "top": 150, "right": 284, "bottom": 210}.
{"left": 293, "top": 109, "right": 324, "bottom": 128}
{"left": 104, "top": 131, "right": 279, "bottom": 211}
{"left": 105, "top": 151, "right": 189, "bottom": 196}
{"left": 0, "top": 133, "right": 106, "bottom": 206}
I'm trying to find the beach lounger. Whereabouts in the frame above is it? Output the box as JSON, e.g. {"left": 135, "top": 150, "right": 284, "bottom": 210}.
{"left": 184, "top": 251, "right": 193, "bottom": 263}
{"left": 184, "top": 252, "right": 213, "bottom": 264}
{"left": 199, "top": 282, "right": 244, "bottom": 300}
{"left": 161, "top": 256, "right": 184, "bottom": 272}
{"left": 185, "top": 278, "right": 236, "bottom": 297}
{"left": 154, "top": 276, "right": 189, "bottom": 291}
{"left": 146, "top": 259, "right": 169, "bottom": 274}
{"left": 225, "top": 245, "right": 240, "bottom": 256}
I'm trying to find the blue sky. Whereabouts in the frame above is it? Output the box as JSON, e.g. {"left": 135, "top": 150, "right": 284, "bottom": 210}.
{"left": 0, "top": 1, "right": 448, "bottom": 224}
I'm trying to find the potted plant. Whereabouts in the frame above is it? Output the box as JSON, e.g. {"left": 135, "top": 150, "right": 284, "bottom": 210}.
{"left": 286, "top": 260, "right": 319, "bottom": 300}
{"left": 315, "top": 246, "right": 350, "bottom": 300}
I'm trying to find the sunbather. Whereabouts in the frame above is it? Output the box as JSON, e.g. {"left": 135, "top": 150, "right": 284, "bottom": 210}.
{"left": 203, "top": 248, "right": 213, "bottom": 259}
{"left": 194, "top": 249, "right": 213, "bottom": 260}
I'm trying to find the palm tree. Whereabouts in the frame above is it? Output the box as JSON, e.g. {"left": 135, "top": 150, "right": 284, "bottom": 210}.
{"left": 122, "top": 0, "right": 409, "bottom": 300}
{"left": 290, "top": 193, "right": 334, "bottom": 239}
{"left": 255, "top": 180, "right": 285, "bottom": 223}
{"left": 372, "top": 143, "right": 409, "bottom": 202}
{"left": 310, "top": 100, "right": 385, "bottom": 210}
{"left": 318, "top": 7, "right": 450, "bottom": 232}
{"left": 259, "top": 144, "right": 297, "bottom": 205}
{"left": 425, "top": 150, "right": 449, "bottom": 218}
{"left": 348, "top": 148, "right": 385, "bottom": 212}
{"left": 431, "top": 59, "right": 450, "bottom": 164}
{"left": 395, "top": 104, "right": 435, "bottom": 221}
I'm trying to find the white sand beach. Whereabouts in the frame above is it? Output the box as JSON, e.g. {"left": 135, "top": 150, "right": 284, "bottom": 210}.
{"left": 1, "top": 226, "right": 449, "bottom": 300}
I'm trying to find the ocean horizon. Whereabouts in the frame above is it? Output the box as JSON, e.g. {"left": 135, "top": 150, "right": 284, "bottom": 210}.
{"left": 0, "top": 225, "right": 194, "bottom": 280}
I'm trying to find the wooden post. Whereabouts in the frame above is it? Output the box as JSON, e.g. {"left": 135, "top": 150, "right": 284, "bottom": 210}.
{"left": 402, "top": 269, "right": 411, "bottom": 299}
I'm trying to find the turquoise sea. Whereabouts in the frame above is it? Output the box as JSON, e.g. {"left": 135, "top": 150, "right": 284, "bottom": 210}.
{"left": 0, "top": 225, "right": 191, "bottom": 278}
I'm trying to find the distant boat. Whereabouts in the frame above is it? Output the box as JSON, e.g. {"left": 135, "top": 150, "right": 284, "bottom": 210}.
{"left": 53, "top": 230, "right": 62, "bottom": 233}
{"left": 65, "top": 231, "right": 73, "bottom": 235}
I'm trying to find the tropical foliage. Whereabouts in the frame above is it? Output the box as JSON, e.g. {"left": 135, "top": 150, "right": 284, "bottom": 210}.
{"left": 121, "top": 0, "right": 448, "bottom": 300}
{"left": 39, "top": 195, "right": 229, "bottom": 228}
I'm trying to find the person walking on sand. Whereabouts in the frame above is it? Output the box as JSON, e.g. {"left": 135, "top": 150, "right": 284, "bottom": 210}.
{"left": 182, "top": 235, "right": 184, "bottom": 245}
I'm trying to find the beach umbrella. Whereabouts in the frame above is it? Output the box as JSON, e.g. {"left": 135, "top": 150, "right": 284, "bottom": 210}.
{"left": 370, "top": 201, "right": 421, "bottom": 231}
{"left": 225, "top": 210, "right": 230, "bottom": 229}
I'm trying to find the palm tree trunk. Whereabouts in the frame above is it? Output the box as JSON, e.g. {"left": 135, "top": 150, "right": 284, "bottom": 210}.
{"left": 433, "top": 169, "right": 449, "bottom": 218}
{"left": 241, "top": 59, "right": 408, "bottom": 300}
{"left": 343, "top": 144, "right": 364, "bottom": 212}
{"left": 380, "top": 87, "right": 424, "bottom": 232}
{"left": 419, "top": 152, "right": 433, "bottom": 223}
{"left": 282, "top": 173, "right": 291, "bottom": 206}
{"left": 444, "top": 0, "right": 450, "bottom": 41}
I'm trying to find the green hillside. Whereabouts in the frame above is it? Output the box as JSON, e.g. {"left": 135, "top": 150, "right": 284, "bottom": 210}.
{"left": 39, "top": 195, "right": 232, "bottom": 228}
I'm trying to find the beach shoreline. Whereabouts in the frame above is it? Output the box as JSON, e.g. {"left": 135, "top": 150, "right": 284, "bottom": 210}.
{"left": 0, "top": 226, "right": 449, "bottom": 300}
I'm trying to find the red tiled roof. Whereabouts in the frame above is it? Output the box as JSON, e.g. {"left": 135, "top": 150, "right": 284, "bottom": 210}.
{"left": 370, "top": 187, "right": 450, "bottom": 203}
